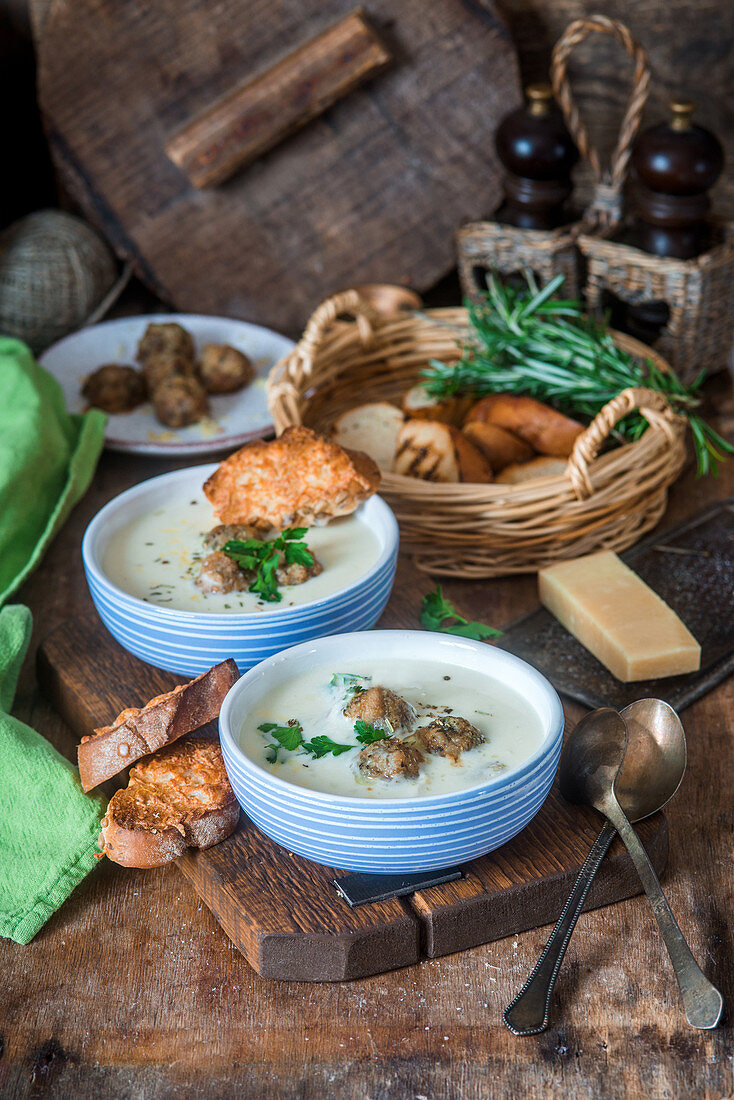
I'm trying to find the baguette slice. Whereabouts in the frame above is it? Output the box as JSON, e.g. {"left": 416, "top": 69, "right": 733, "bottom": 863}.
{"left": 401, "top": 384, "right": 474, "bottom": 427}
{"left": 495, "top": 456, "right": 568, "bottom": 484}
{"left": 464, "top": 395, "right": 583, "bottom": 457}
{"left": 332, "top": 402, "right": 404, "bottom": 470}
{"left": 394, "top": 419, "right": 459, "bottom": 481}
{"left": 78, "top": 659, "right": 239, "bottom": 792}
{"left": 99, "top": 733, "right": 240, "bottom": 868}
{"left": 393, "top": 420, "right": 492, "bottom": 483}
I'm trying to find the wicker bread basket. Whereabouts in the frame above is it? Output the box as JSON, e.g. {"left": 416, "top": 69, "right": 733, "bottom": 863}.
{"left": 267, "top": 290, "right": 687, "bottom": 578}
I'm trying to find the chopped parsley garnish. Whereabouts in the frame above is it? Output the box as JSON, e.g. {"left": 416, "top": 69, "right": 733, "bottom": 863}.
{"left": 420, "top": 586, "right": 503, "bottom": 642}
{"left": 329, "top": 672, "right": 372, "bottom": 699}
{"left": 354, "top": 719, "right": 388, "bottom": 745}
{"left": 301, "top": 735, "right": 354, "bottom": 758}
{"left": 258, "top": 719, "right": 353, "bottom": 761}
{"left": 258, "top": 720, "right": 304, "bottom": 762}
{"left": 222, "top": 527, "right": 314, "bottom": 603}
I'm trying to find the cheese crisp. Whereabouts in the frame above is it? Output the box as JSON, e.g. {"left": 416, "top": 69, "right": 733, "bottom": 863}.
{"left": 203, "top": 426, "right": 380, "bottom": 528}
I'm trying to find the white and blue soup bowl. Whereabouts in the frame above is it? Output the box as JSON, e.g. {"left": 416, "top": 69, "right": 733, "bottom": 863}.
{"left": 218, "top": 630, "right": 565, "bottom": 873}
{"left": 82, "top": 463, "right": 399, "bottom": 677}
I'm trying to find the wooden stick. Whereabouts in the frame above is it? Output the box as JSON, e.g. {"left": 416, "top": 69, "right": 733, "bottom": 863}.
{"left": 165, "top": 9, "right": 391, "bottom": 188}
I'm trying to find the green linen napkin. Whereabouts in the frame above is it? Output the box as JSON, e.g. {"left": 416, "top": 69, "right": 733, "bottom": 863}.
{"left": 0, "top": 605, "right": 107, "bottom": 944}
{"left": 0, "top": 337, "right": 106, "bottom": 605}
{"left": 0, "top": 339, "right": 108, "bottom": 943}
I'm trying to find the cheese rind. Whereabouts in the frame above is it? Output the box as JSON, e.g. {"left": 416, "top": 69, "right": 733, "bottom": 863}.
{"left": 538, "top": 551, "right": 701, "bottom": 682}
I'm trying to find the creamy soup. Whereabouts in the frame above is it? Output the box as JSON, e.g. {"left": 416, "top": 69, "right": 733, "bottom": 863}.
{"left": 240, "top": 658, "right": 545, "bottom": 798}
{"left": 103, "top": 496, "right": 382, "bottom": 613}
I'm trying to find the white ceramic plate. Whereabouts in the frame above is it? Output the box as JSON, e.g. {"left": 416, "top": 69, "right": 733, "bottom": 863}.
{"left": 40, "top": 313, "right": 295, "bottom": 456}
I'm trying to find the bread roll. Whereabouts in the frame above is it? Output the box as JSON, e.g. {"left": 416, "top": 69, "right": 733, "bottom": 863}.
{"left": 464, "top": 395, "right": 583, "bottom": 457}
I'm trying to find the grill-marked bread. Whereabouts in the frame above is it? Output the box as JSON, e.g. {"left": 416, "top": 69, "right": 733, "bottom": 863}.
{"left": 99, "top": 733, "right": 239, "bottom": 868}
{"left": 394, "top": 420, "right": 492, "bottom": 483}
{"left": 77, "top": 659, "right": 239, "bottom": 792}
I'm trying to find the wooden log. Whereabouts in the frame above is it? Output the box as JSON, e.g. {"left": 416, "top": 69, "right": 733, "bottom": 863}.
{"left": 165, "top": 10, "right": 391, "bottom": 188}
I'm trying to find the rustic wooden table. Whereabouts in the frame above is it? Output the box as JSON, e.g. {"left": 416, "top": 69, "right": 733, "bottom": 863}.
{"left": 2, "top": 378, "right": 733, "bottom": 1099}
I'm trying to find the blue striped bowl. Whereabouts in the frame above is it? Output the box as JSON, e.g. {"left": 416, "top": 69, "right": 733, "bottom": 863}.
{"left": 82, "top": 464, "right": 399, "bottom": 677}
{"left": 219, "top": 631, "right": 565, "bottom": 873}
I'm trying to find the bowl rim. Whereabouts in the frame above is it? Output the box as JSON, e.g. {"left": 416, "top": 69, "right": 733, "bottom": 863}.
{"left": 218, "top": 629, "right": 565, "bottom": 808}
{"left": 81, "top": 463, "right": 399, "bottom": 623}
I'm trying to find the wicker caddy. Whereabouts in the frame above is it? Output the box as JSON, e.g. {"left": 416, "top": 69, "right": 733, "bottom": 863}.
{"left": 267, "top": 289, "right": 688, "bottom": 579}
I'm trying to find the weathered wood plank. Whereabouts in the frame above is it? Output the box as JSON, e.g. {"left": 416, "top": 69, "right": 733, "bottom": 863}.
{"left": 166, "top": 11, "right": 391, "bottom": 188}
{"left": 36, "top": 0, "right": 520, "bottom": 334}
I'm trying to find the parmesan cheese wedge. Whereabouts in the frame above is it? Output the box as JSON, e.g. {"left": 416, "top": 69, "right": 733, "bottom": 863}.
{"left": 538, "top": 551, "right": 701, "bottom": 682}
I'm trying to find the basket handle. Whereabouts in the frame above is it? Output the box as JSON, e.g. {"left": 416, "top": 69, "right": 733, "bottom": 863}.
{"left": 299, "top": 289, "right": 382, "bottom": 363}
{"left": 565, "top": 387, "right": 679, "bottom": 500}
{"left": 551, "top": 15, "right": 650, "bottom": 230}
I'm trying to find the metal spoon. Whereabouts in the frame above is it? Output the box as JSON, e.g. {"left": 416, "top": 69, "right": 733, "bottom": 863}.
{"left": 504, "top": 702, "right": 723, "bottom": 1034}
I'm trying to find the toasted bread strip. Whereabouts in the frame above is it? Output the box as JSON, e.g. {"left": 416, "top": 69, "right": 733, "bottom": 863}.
{"left": 78, "top": 659, "right": 239, "bottom": 792}
{"left": 448, "top": 427, "right": 493, "bottom": 483}
{"left": 462, "top": 421, "right": 534, "bottom": 470}
{"left": 100, "top": 734, "right": 240, "bottom": 868}
{"left": 495, "top": 456, "right": 568, "bottom": 484}
{"left": 464, "top": 395, "right": 583, "bottom": 457}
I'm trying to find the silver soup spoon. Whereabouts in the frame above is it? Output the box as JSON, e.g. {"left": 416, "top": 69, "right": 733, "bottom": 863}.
{"left": 504, "top": 701, "right": 723, "bottom": 1034}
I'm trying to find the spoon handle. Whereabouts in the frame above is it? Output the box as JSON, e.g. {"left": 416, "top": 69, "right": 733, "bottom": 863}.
{"left": 604, "top": 798, "right": 724, "bottom": 1030}
{"left": 503, "top": 821, "right": 617, "bottom": 1036}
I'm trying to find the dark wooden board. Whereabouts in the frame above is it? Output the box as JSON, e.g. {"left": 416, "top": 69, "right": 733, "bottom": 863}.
{"left": 37, "top": 612, "right": 667, "bottom": 982}
{"left": 36, "top": 0, "right": 520, "bottom": 335}
{"left": 500, "top": 498, "right": 734, "bottom": 713}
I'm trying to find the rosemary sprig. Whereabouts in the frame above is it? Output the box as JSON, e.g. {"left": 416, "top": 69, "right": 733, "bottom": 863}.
{"left": 422, "top": 272, "right": 733, "bottom": 476}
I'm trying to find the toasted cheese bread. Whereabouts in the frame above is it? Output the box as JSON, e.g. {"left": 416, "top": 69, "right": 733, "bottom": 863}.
{"left": 204, "top": 426, "right": 380, "bottom": 527}
{"left": 99, "top": 733, "right": 239, "bottom": 868}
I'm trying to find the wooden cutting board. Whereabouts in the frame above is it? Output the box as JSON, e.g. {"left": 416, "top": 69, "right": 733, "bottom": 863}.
{"left": 35, "top": 0, "right": 520, "bottom": 335}
{"left": 37, "top": 614, "right": 667, "bottom": 982}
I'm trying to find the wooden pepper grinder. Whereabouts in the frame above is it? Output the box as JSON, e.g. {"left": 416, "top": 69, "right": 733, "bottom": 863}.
{"left": 630, "top": 100, "right": 724, "bottom": 259}
{"left": 494, "top": 84, "right": 579, "bottom": 230}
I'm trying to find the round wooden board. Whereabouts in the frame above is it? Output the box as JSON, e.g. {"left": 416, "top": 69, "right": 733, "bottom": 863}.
{"left": 37, "top": 0, "right": 520, "bottom": 334}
